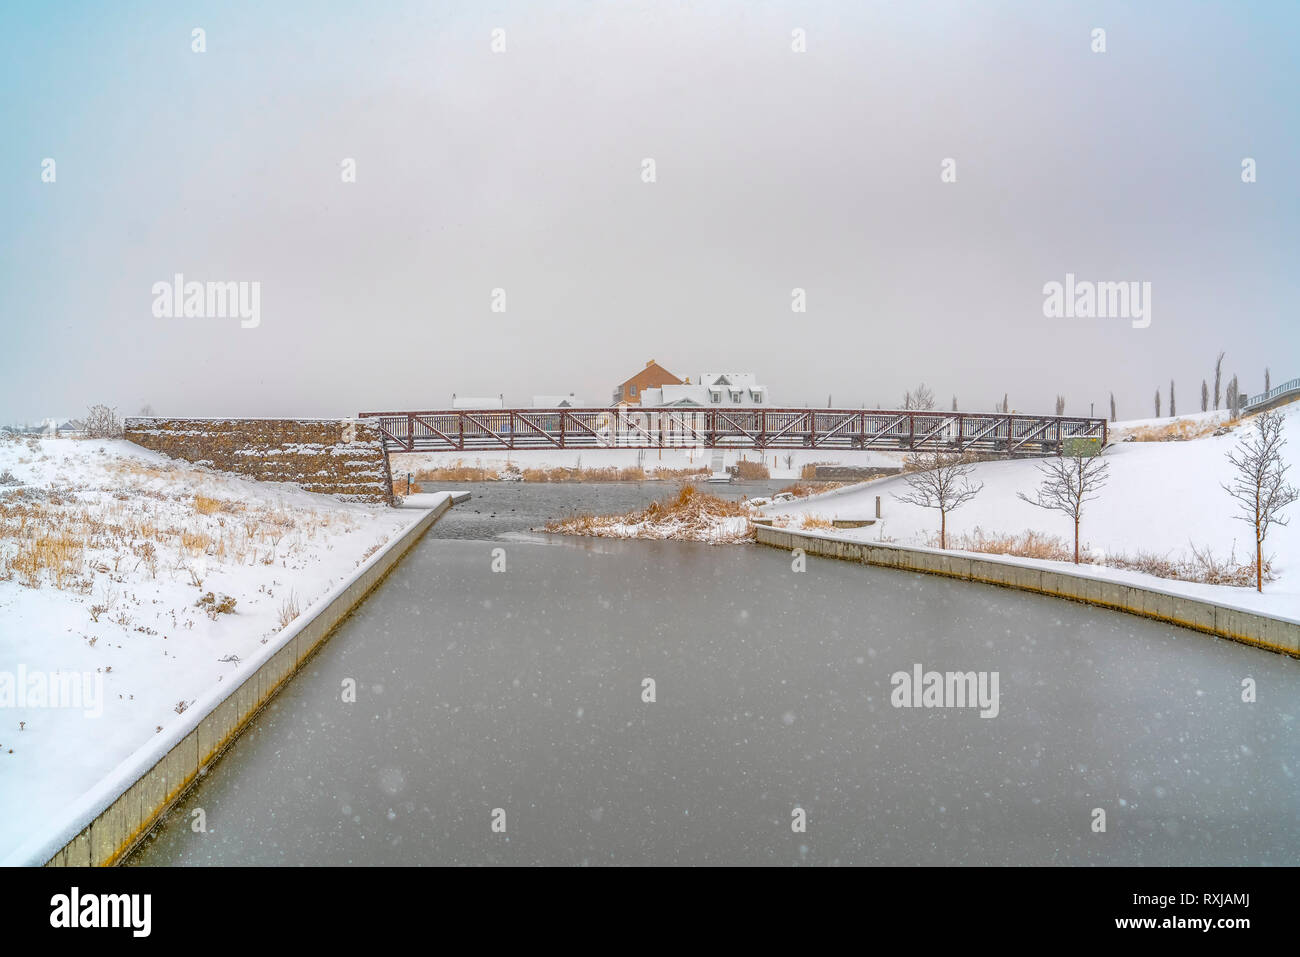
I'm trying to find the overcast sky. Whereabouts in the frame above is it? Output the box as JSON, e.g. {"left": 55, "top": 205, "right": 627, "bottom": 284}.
{"left": 2, "top": 0, "right": 1297, "bottom": 422}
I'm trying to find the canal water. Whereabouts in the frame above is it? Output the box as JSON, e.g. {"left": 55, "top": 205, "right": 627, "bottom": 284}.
{"left": 129, "top": 482, "right": 1300, "bottom": 865}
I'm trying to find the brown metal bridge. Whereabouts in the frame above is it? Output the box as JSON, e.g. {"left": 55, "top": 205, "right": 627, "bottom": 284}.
{"left": 359, "top": 407, "right": 1108, "bottom": 456}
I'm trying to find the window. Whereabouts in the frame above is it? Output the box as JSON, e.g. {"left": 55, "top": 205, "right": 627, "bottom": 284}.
{"left": 630, "top": 385, "right": 638, "bottom": 397}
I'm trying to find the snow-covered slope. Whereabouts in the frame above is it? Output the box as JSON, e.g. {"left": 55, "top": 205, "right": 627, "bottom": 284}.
{"left": 766, "top": 403, "right": 1300, "bottom": 619}
{"left": 0, "top": 437, "right": 420, "bottom": 861}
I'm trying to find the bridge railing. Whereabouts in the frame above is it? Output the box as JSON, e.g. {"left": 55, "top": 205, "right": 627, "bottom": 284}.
{"left": 358, "top": 407, "right": 1108, "bottom": 456}
{"left": 1244, "top": 378, "right": 1300, "bottom": 413}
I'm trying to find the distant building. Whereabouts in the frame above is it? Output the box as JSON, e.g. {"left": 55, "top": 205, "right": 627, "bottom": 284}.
{"left": 641, "top": 372, "right": 770, "bottom": 407}
{"left": 612, "top": 359, "right": 683, "bottom": 405}
{"left": 452, "top": 394, "right": 504, "bottom": 409}
{"left": 531, "top": 394, "right": 586, "bottom": 408}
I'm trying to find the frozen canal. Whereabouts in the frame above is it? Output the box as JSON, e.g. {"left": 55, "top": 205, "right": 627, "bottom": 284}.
{"left": 130, "top": 482, "right": 1300, "bottom": 865}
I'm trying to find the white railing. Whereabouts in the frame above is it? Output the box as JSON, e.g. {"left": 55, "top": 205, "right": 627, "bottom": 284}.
{"left": 1244, "top": 378, "right": 1300, "bottom": 412}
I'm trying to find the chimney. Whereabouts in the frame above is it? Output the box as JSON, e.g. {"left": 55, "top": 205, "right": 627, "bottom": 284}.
{"left": 646, "top": 359, "right": 655, "bottom": 367}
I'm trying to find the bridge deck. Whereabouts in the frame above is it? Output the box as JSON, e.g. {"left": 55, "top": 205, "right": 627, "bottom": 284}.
{"left": 358, "top": 408, "right": 1108, "bottom": 456}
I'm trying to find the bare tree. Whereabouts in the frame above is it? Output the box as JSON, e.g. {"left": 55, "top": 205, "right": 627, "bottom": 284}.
{"left": 1054, "top": 395, "right": 1066, "bottom": 416}
{"left": 1223, "top": 409, "right": 1299, "bottom": 591}
{"left": 902, "top": 383, "right": 936, "bottom": 411}
{"left": 1169, "top": 379, "right": 1176, "bottom": 417}
{"left": 139, "top": 403, "right": 155, "bottom": 417}
{"left": 1213, "top": 351, "right": 1225, "bottom": 410}
{"left": 894, "top": 452, "right": 983, "bottom": 549}
{"left": 1201, "top": 380, "right": 1209, "bottom": 413}
{"left": 1018, "top": 446, "right": 1111, "bottom": 563}
{"left": 1227, "top": 374, "right": 1241, "bottom": 419}
{"left": 83, "top": 404, "right": 122, "bottom": 439}
{"left": 1154, "top": 389, "right": 1161, "bottom": 418}
{"left": 1109, "top": 392, "right": 1116, "bottom": 422}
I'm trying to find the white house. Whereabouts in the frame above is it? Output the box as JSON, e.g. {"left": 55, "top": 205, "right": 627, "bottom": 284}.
{"left": 640, "top": 372, "right": 770, "bottom": 407}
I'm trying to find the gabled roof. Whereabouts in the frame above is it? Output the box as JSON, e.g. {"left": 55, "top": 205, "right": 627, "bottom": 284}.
{"left": 618, "top": 360, "right": 683, "bottom": 387}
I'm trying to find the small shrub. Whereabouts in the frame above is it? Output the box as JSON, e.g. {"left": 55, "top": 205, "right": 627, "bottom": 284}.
{"left": 83, "top": 404, "right": 123, "bottom": 439}
{"left": 196, "top": 591, "right": 237, "bottom": 619}
{"left": 1062, "top": 437, "right": 1102, "bottom": 458}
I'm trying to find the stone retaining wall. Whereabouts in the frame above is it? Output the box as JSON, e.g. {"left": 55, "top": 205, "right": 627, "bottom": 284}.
{"left": 124, "top": 417, "right": 393, "bottom": 504}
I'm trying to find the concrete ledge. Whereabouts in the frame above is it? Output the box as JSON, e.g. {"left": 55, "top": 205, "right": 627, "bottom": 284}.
{"left": 13, "top": 494, "right": 454, "bottom": 868}
{"left": 757, "top": 525, "right": 1300, "bottom": 658}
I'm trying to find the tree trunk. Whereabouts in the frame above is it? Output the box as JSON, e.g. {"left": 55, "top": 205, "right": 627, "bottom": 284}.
{"left": 1257, "top": 536, "right": 1263, "bottom": 593}
{"left": 1073, "top": 516, "right": 1080, "bottom": 563}
{"left": 940, "top": 510, "right": 946, "bottom": 549}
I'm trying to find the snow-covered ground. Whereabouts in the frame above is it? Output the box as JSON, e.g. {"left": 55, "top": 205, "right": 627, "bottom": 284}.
{"left": 765, "top": 405, "right": 1300, "bottom": 621}
{"left": 0, "top": 437, "right": 421, "bottom": 861}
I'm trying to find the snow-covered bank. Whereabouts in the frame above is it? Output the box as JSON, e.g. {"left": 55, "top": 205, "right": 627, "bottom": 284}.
{"left": 0, "top": 437, "right": 421, "bottom": 861}
{"left": 766, "top": 404, "right": 1300, "bottom": 620}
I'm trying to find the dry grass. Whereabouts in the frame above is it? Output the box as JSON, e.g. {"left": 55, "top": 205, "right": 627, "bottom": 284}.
{"left": 776, "top": 481, "right": 848, "bottom": 499}
{"left": 935, "top": 528, "right": 1076, "bottom": 561}
{"left": 546, "top": 484, "right": 753, "bottom": 543}
{"left": 0, "top": 469, "right": 356, "bottom": 593}
{"left": 193, "top": 494, "right": 241, "bottom": 515}
{"left": 413, "top": 463, "right": 497, "bottom": 482}
{"left": 521, "top": 466, "right": 653, "bottom": 482}
{"left": 5, "top": 530, "right": 85, "bottom": 588}
{"left": 733, "top": 459, "right": 770, "bottom": 480}
{"left": 799, "top": 514, "right": 834, "bottom": 529}
{"left": 406, "top": 459, "right": 708, "bottom": 484}
{"left": 929, "top": 526, "right": 1272, "bottom": 587}
{"left": 277, "top": 590, "right": 300, "bottom": 629}
{"left": 1121, "top": 418, "right": 1235, "bottom": 443}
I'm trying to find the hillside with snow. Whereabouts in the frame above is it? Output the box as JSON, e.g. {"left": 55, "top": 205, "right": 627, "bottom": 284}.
{"left": 0, "top": 436, "right": 421, "bottom": 861}
{"left": 765, "top": 405, "right": 1300, "bottom": 620}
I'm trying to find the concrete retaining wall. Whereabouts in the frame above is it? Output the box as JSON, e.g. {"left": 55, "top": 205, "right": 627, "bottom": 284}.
{"left": 27, "top": 495, "right": 453, "bottom": 867}
{"left": 756, "top": 526, "right": 1300, "bottom": 658}
{"left": 124, "top": 417, "right": 394, "bottom": 504}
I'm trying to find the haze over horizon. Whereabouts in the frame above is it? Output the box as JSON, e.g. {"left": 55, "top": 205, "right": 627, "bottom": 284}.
{"left": 2, "top": 0, "right": 1297, "bottom": 423}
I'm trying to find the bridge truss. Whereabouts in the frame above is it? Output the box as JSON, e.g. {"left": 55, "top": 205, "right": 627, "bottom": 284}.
{"left": 359, "top": 407, "right": 1108, "bottom": 456}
